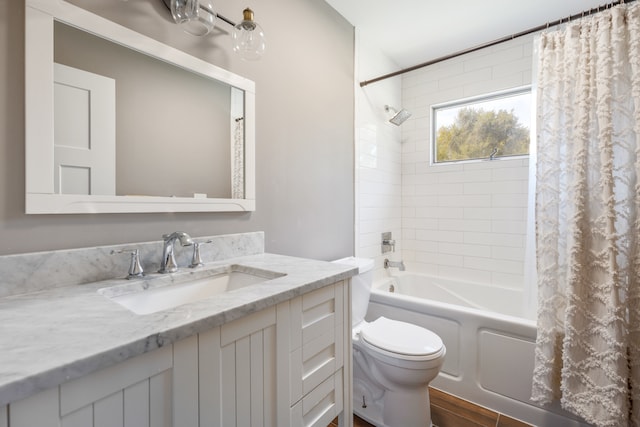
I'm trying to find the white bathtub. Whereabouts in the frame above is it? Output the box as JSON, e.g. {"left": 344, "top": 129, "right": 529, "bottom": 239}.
{"left": 366, "top": 273, "right": 590, "bottom": 427}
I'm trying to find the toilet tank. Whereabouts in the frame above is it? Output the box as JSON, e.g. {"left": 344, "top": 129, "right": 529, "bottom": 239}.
{"left": 332, "top": 257, "right": 374, "bottom": 328}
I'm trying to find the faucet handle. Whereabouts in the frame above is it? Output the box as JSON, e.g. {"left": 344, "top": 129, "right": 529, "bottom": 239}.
{"left": 111, "top": 249, "right": 144, "bottom": 279}
{"left": 381, "top": 232, "right": 396, "bottom": 253}
{"left": 189, "top": 240, "right": 213, "bottom": 268}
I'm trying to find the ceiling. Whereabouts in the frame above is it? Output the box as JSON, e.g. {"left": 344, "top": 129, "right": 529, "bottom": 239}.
{"left": 325, "top": 0, "right": 610, "bottom": 70}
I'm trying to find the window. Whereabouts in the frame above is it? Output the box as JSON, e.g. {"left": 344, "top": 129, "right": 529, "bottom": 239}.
{"left": 432, "top": 88, "right": 531, "bottom": 164}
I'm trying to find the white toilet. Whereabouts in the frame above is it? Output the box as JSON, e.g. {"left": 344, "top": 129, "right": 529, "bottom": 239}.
{"left": 334, "top": 257, "right": 446, "bottom": 427}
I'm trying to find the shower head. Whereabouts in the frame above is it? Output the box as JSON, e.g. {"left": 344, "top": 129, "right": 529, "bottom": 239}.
{"left": 385, "top": 105, "right": 412, "bottom": 126}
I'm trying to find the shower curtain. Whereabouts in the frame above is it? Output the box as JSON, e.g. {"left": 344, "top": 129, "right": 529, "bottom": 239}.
{"left": 531, "top": 3, "right": 640, "bottom": 426}
{"left": 232, "top": 118, "right": 244, "bottom": 199}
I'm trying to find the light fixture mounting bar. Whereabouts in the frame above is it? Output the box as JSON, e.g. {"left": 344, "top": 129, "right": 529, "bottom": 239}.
{"left": 216, "top": 14, "right": 236, "bottom": 27}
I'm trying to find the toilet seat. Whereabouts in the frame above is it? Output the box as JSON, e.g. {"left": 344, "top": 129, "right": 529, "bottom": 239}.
{"left": 361, "top": 317, "right": 444, "bottom": 361}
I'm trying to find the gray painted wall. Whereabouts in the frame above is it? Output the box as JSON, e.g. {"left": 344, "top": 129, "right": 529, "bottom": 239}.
{"left": 0, "top": 0, "right": 355, "bottom": 260}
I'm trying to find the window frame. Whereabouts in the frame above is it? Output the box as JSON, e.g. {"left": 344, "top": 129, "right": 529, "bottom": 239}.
{"left": 430, "top": 86, "right": 532, "bottom": 166}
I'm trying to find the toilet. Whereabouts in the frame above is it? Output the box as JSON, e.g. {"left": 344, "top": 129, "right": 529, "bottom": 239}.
{"left": 334, "top": 257, "right": 445, "bottom": 427}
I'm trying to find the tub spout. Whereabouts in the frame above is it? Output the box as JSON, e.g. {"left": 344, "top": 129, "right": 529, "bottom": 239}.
{"left": 384, "top": 258, "right": 405, "bottom": 271}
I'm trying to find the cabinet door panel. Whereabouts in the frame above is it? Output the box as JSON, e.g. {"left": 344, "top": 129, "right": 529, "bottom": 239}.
{"left": 173, "top": 335, "right": 198, "bottom": 427}
{"left": 150, "top": 370, "right": 172, "bottom": 427}
{"left": 60, "top": 345, "right": 171, "bottom": 416}
{"left": 220, "top": 317, "right": 278, "bottom": 426}
{"left": 221, "top": 343, "right": 237, "bottom": 426}
{"left": 94, "top": 391, "right": 124, "bottom": 427}
{"left": 62, "top": 406, "right": 93, "bottom": 427}
{"left": 263, "top": 324, "right": 277, "bottom": 427}
{"left": 221, "top": 306, "right": 276, "bottom": 346}
{"left": 124, "top": 380, "right": 150, "bottom": 427}
{"left": 198, "top": 327, "right": 222, "bottom": 425}
{"left": 250, "top": 332, "right": 265, "bottom": 427}
{"left": 0, "top": 406, "right": 6, "bottom": 427}
{"left": 236, "top": 335, "right": 252, "bottom": 427}
{"left": 10, "top": 387, "right": 58, "bottom": 427}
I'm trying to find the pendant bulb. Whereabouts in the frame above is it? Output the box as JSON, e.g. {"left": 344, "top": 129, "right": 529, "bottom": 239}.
{"left": 170, "top": 0, "right": 217, "bottom": 36}
{"left": 232, "top": 7, "right": 266, "bottom": 61}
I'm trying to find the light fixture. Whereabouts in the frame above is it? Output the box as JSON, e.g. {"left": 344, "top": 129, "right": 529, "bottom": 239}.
{"left": 232, "top": 8, "right": 266, "bottom": 61}
{"left": 162, "top": 1, "right": 266, "bottom": 60}
{"left": 170, "top": 0, "right": 216, "bottom": 36}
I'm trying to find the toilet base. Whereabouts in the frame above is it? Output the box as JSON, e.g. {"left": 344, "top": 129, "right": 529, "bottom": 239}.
{"left": 353, "top": 383, "right": 433, "bottom": 427}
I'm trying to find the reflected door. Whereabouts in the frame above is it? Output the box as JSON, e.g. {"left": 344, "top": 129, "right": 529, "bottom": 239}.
{"left": 54, "top": 63, "right": 115, "bottom": 195}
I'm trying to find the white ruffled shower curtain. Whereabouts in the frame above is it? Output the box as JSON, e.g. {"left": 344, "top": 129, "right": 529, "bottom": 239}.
{"left": 531, "top": 3, "right": 640, "bottom": 426}
{"left": 232, "top": 118, "right": 244, "bottom": 199}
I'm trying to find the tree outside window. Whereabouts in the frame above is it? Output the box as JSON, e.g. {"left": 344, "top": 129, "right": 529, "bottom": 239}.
{"left": 432, "top": 88, "right": 531, "bottom": 163}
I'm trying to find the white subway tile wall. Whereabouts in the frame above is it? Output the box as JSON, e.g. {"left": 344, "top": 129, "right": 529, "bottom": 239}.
{"left": 356, "top": 36, "right": 403, "bottom": 281}
{"left": 400, "top": 34, "right": 536, "bottom": 289}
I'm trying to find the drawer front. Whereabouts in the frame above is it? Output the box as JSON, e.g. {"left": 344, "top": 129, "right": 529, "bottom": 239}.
{"left": 290, "top": 368, "right": 344, "bottom": 427}
{"left": 290, "top": 281, "right": 345, "bottom": 406}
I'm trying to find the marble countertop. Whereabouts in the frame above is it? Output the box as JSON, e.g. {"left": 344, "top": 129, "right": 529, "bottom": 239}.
{"left": 0, "top": 253, "right": 357, "bottom": 406}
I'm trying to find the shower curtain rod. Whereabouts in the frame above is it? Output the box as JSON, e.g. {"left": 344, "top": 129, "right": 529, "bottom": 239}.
{"left": 359, "top": 0, "right": 636, "bottom": 87}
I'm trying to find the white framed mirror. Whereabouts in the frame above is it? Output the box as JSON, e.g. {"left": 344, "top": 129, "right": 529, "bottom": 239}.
{"left": 25, "top": 0, "right": 256, "bottom": 214}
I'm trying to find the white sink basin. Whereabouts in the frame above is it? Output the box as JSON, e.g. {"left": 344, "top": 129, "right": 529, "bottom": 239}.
{"left": 99, "top": 267, "right": 284, "bottom": 315}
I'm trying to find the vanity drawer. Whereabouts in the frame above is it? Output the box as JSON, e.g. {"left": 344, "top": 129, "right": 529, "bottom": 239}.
{"left": 290, "top": 281, "right": 346, "bottom": 406}
{"left": 290, "top": 368, "right": 344, "bottom": 427}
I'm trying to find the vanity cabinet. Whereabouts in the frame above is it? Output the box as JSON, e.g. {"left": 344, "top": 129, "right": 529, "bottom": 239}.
{"left": 5, "top": 280, "right": 351, "bottom": 427}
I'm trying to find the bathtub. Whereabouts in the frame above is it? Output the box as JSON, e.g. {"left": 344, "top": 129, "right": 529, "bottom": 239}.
{"left": 366, "top": 273, "right": 590, "bottom": 427}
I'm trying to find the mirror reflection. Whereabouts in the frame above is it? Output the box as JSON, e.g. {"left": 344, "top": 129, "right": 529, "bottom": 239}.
{"left": 53, "top": 22, "right": 243, "bottom": 199}
{"left": 25, "top": 0, "right": 255, "bottom": 214}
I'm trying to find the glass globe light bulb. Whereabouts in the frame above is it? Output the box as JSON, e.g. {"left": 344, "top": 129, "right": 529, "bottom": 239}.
{"left": 232, "top": 8, "right": 266, "bottom": 61}
{"left": 171, "top": 0, "right": 216, "bottom": 36}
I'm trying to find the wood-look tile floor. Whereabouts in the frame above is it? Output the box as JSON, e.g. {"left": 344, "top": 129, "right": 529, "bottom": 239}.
{"left": 330, "top": 387, "right": 533, "bottom": 427}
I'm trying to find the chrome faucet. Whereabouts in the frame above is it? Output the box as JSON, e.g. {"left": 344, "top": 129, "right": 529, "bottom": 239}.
{"left": 159, "top": 231, "right": 194, "bottom": 274}
{"left": 384, "top": 258, "right": 405, "bottom": 271}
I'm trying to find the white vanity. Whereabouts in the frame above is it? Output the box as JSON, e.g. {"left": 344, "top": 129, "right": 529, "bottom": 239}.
{"left": 0, "top": 232, "right": 355, "bottom": 427}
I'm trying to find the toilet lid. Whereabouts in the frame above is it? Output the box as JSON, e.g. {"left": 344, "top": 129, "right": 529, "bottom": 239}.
{"left": 361, "top": 316, "right": 443, "bottom": 356}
